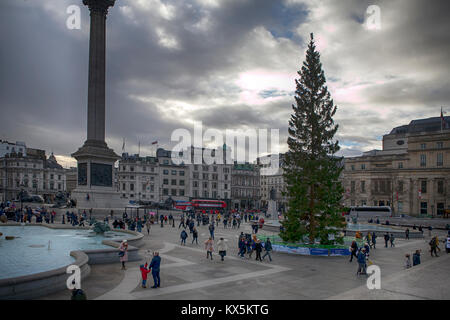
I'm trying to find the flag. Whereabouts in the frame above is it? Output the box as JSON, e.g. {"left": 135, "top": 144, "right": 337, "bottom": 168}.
{"left": 152, "top": 141, "right": 158, "bottom": 145}
{"left": 122, "top": 138, "right": 125, "bottom": 151}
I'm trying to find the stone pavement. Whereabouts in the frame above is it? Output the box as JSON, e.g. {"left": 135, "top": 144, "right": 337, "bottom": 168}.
{"left": 40, "top": 219, "right": 450, "bottom": 300}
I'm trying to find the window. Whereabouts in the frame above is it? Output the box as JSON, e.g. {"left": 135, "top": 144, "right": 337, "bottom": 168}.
{"left": 225, "top": 174, "right": 228, "bottom": 180}
{"left": 203, "top": 191, "right": 209, "bottom": 198}
{"left": 163, "top": 170, "right": 169, "bottom": 175}
{"left": 194, "top": 165, "right": 198, "bottom": 171}
{"left": 361, "top": 164, "right": 366, "bottom": 170}
{"left": 163, "top": 189, "right": 169, "bottom": 195}
{"left": 58, "top": 175, "right": 61, "bottom": 180}
{"left": 420, "top": 202, "right": 427, "bottom": 215}
{"left": 122, "top": 183, "right": 126, "bottom": 191}
{"left": 171, "top": 170, "right": 177, "bottom": 175}
{"left": 437, "top": 153, "right": 443, "bottom": 166}
{"left": 212, "top": 182, "right": 217, "bottom": 189}
{"left": 171, "top": 179, "right": 177, "bottom": 185}
{"left": 193, "top": 172, "right": 199, "bottom": 179}
{"left": 150, "top": 184, "right": 154, "bottom": 192}
{"left": 171, "top": 189, "right": 177, "bottom": 196}
{"left": 437, "top": 180, "right": 444, "bottom": 194}
{"left": 58, "top": 183, "right": 61, "bottom": 190}
{"left": 398, "top": 162, "right": 403, "bottom": 169}
{"left": 420, "top": 143, "right": 426, "bottom": 150}
{"left": 361, "top": 181, "right": 365, "bottom": 193}
{"left": 437, "top": 142, "right": 443, "bottom": 149}
{"left": 163, "top": 160, "right": 169, "bottom": 165}
{"left": 203, "top": 173, "right": 208, "bottom": 180}
{"left": 351, "top": 181, "right": 355, "bottom": 193}
{"left": 224, "top": 192, "right": 228, "bottom": 198}
{"left": 420, "top": 180, "right": 427, "bottom": 193}
{"left": 163, "top": 179, "right": 168, "bottom": 185}
{"left": 213, "top": 166, "right": 217, "bottom": 172}
{"left": 193, "top": 190, "right": 198, "bottom": 197}
{"left": 130, "top": 176, "right": 134, "bottom": 180}
{"left": 179, "top": 180, "right": 185, "bottom": 186}
{"left": 179, "top": 171, "right": 185, "bottom": 176}
{"left": 130, "top": 183, "right": 134, "bottom": 191}
{"left": 50, "top": 174, "right": 54, "bottom": 180}
{"left": 203, "top": 166, "right": 208, "bottom": 171}
{"left": 193, "top": 181, "right": 199, "bottom": 188}
{"left": 180, "top": 190, "right": 185, "bottom": 196}
{"left": 143, "top": 166, "right": 147, "bottom": 172}
{"left": 420, "top": 154, "right": 426, "bottom": 167}
{"left": 225, "top": 184, "right": 228, "bottom": 190}
{"left": 203, "top": 182, "right": 208, "bottom": 188}
{"left": 130, "top": 166, "right": 134, "bottom": 172}
{"left": 351, "top": 165, "right": 355, "bottom": 171}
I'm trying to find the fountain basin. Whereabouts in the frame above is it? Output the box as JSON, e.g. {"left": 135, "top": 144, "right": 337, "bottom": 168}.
{"left": 0, "top": 224, "right": 143, "bottom": 300}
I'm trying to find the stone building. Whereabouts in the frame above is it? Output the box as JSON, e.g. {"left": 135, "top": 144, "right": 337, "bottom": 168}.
{"left": 117, "top": 153, "right": 160, "bottom": 203}
{"left": 341, "top": 116, "right": 450, "bottom": 216}
{"left": 0, "top": 148, "right": 67, "bottom": 202}
{"left": 231, "top": 162, "right": 260, "bottom": 210}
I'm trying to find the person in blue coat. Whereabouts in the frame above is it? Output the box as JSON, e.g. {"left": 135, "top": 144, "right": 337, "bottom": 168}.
{"left": 357, "top": 248, "right": 367, "bottom": 275}
{"left": 149, "top": 252, "right": 161, "bottom": 288}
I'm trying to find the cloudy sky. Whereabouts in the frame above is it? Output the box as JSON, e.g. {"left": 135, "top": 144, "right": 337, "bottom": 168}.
{"left": 1, "top": 0, "right": 449, "bottom": 168}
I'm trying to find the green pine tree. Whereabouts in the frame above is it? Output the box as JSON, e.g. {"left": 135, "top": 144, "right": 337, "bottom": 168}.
{"left": 280, "top": 33, "right": 345, "bottom": 245}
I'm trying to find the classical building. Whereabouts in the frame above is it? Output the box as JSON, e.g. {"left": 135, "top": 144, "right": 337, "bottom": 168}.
{"left": 117, "top": 153, "right": 160, "bottom": 203}
{"left": 231, "top": 162, "right": 260, "bottom": 210}
{"left": 341, "top": 116, "right": 450, "bottom": 216}
{"left": 0, "top": 148, "right": 67, "bottom": 202}
{"left": 157, "top": 148, "right": 189, "bottom": 202}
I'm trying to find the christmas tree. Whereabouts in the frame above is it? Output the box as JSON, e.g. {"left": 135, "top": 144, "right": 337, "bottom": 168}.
{"left": 280, "top": 33, "right": 345, "bottom": 245}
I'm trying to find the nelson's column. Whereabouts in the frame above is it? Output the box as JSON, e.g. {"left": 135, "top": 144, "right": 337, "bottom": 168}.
{"left": 71, "top": 0, "right": 127, "bottom": 209}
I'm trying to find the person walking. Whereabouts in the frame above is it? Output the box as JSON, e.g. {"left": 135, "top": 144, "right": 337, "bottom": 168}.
{"left": 180, "top": 229, "right": 188, "bottom": 246}
{"left": 217, "top": 238, "right": 227, "bottom": 262}
{"left": 149, "top": 252, "right": 161, "bottom": 288}
{"left": 372, "top": 232, "right": 377, "bottom": 249}
{"left": 413, "top": 250, "right": 421, "bottom": 266}
{"left": 428, "top": 225, "right": 432, "bottom": 237}
{"left": 262, "top": 238, "right": 273, "bottom": 262}
{"left": 429, "top": 236, "right": 439, "bottom": 257}
{"left": 405, "top": 228, "right": 410, "bottom": 240}
{"left": 205, "top": 237, "right": 214, "bottom": 260}
{"left": 179, "top": 215, "right": 185, "bottom": 229}
{"left": 238, "top": 236, "right": 246, "bottom": 258}
{"left": 119, "top": 240, "right": 128, "bottom": 270}
{"left": 209, "top": 223, "right": 215, "bottom": 240}
{"left": 146, "top": 219, "right": 151, "bottom": 235}
{"left": 254, "top": 239, "right": 263, "bottom": 262}
{"left": 390, "top": 233, "right": 395, "bottom": 247}
{"left": 349, "top": 241, "right": 358, "bottom": 262}
{"left": 384, "top": 233, "right": 390, "bottom": 248}
{"left": 192, "top": 227, "right": 199, "bottom": 245}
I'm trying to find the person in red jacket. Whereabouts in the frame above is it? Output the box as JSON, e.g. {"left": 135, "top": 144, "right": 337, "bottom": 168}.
{"left": 140, "top": 263, "right": 151, "bottom": 288}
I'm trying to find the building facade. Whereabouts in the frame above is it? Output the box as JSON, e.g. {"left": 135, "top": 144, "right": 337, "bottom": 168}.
{"left": 231, "top": 162, "right": 260, "bottom": 210}
{"left": 0, "top": 148, "right": 67, "bottom": 202}
{"left": 341, "top": 116, "right": 450, "bottom": 216}
{"left": 117, "top": 153, "right": 161, "bottom": 203}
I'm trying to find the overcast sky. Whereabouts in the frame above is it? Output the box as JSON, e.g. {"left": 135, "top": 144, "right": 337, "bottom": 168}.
{"left": 1, "top": 0, "right": 449, "bottom": 168}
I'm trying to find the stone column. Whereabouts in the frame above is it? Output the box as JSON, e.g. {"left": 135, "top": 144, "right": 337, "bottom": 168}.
{"left": 83, "top": 0, "right": 116, "bottom": 147}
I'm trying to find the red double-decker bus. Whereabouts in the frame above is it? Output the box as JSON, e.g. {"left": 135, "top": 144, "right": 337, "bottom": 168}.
{"left": 191, "top": 199, "right": 227, "bottom": 211}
